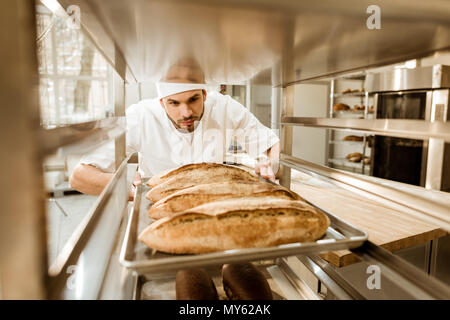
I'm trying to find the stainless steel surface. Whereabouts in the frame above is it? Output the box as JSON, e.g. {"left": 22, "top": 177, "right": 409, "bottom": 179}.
{"left": 295, "top": 256, "right": 354, "bottom": 300}
{"left": 426, "top": 138, "right": 446, "bottom": 189}
{"left": 119, "top": 183, "right": 368, "bottom": 275}
{"left": 420, "top": 92, "right": 434, "bottom": 186}
{"left": 276, "top": 257, "right": 321, "bottom": 300}
{"left": 429, "top": 239, "right": 438, "bottom": 277}
{"left": 98, "top": 197, "right": 139, "bottom": 300}
{"left": 57, "top": 0, "right": 450, "bottom": 86}
{"left": 281, "top": 154, "right": 450, "bottom": 232}
{"left": 351, "top": 241, "right": 450, "bottom": 299}
{"left": 0, "top": 0, "right": 47, "bottom": 299}
{"left": 39, "top": 117, "right": 126, "bottom": 156}
{"left": 47, "top": 157, "right": 129, "bottom": 299}
{"left": 114, "top": 70, "right": 126, "bottom": 170}
{"left": 300, "top": 255, "right": 366, "bottom": 300}
{"left": 136, "top": 260, "right": 294, "bottom": 300}
{"left": 434, "top": 235, "right": 450, "bottom": 286}
{"left": 366, "top": 65, "right": 450, "bottom": 92}
{"left": 279, "top": 86, "right": 294, "bottom": 187}
{"left": 271, "top": 86, "right": 282, "bottom": 131}
{"left": 426, "top": 89, "right": 450, "bottom": 190}
{"left": 394, "top": 242, "right": 429, "bottom": 273}
{"left": 281, "top": 117, "right": 450, "bottom": 142}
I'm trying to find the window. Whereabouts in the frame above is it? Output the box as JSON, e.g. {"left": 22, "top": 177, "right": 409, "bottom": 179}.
{"left": 36, "top": 5, "right": 113, "bottom": 128}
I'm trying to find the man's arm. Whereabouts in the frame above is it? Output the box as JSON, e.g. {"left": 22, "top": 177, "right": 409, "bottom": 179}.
{"left": 69, "top": 164, "right": 112, "bottom": 195}
{"left": 70, "top": 163, "right": 142, "bottom": 200}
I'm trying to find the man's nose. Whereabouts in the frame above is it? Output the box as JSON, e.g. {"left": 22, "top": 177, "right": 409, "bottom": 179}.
{"left": 180, "top": 104, "right": 193, "bottom": 118}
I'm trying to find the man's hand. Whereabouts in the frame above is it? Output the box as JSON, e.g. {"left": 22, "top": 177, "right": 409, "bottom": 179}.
{"left": 128, "top": 171, "right": 142, "bottom": 201}
{"left": 255, "top": 157, "right": 277, "bottom": 182}
{"left": 255, "top": 142, "right": 280, "bottom": 183}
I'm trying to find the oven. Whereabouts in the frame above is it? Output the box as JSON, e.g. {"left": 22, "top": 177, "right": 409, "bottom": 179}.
{"left": 367, "top": 65, "right": 450, "bottom": 191}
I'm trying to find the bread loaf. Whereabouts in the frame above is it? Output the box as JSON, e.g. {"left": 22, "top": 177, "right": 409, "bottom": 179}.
{"left": 146, "top": 165, "right": 260, "bottom": 203}
{"left": 353, "top": 105, "right": 365, "bottom": 111}
{"left": 222, "top": 263, "right": 272, "bottom": 300}
{"left": 346, "top": 152, "right": 363, "bottom": 162}
{"left": 139, "top": 197, "right": 330, "bottom": 254}
{"left": 176, "top": 268, "right": 218, "bottom": 300}
{"left": 147, "top": 163, "right": 227, "bottom": 188}
{"left": 333, "top": 103, "right": 350, "bottom": 111}
{"left": 343, "top": 135, "right": 363, "bottom": 142}
{"left": 341, "top": 88, "right": 352, "bottom": 94}
{"left": 148, "top": 181, "right": 304, "bottom": 219}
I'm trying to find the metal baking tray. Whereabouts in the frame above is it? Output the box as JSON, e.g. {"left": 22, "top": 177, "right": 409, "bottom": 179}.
{"left": 119, "top": 181, "right": 368, "bottom": 275}
{"left": 135, "top": 260, "right": 293, "bottom": 300}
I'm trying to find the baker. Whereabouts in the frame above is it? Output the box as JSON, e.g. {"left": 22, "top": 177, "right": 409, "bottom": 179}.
{"left": 70, "top": 59, "right": 280, "bottom": 198}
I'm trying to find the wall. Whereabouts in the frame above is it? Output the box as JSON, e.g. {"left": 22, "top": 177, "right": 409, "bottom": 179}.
{"left": 250, "top": 84, "right": 272, "bottom": 128}
{"left": 292, "top": 84, "right": 328, "bottom": 166}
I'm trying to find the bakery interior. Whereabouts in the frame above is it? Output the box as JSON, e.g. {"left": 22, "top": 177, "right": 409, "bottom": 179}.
{"left": 1, "top": 0, "right": 450, "bottom": 300}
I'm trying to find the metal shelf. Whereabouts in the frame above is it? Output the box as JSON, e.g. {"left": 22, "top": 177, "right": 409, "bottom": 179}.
{"left": 333, "top": 110, "right": 374, "bottom": 115}
{"left": 332, "top": 92, "right": 374, "bottom": 98}
{"left": 328, "top": 158, "right": 371, "bottom": 168}
{"left": 282, "top": 117, "right": 450, "bottom": 142}
{"left": 39, "top": 117, "right": 126, "bottom": 156}
{"left": 328, "top": 140, "right": 371, "bottom": 147}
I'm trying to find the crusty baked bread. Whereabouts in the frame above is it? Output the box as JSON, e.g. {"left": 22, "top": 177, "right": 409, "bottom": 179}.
{"left": 148, "top": 181, "right": 304, "bottom": 219}
{"left": 346, "top": 152, "right": 363, "bottom": 163}
{"left": 146, "top": 165, "right": 260, "bottom": 203}
{"left": 343, "top": 135, "right": 364, "bottom": 142}
{"left": 147, "top": 163, "right": 227, "bottom": 188}
{"left": 353, "top": 105, "right": 365, "bottom": 111}
{"left": 333, "top": 103, "right": 350, "bottom": 111}
{"left": 176, "top": 268, "right": 219, "bottom": 300}
{"left": 222, "top": 263, "right": 272, "bottom": 300}
{"left": 341, "top": 88, "right": 352, "bottom": 94}
{"left": 139, "top": 197, "right": 330, "bottom": 254}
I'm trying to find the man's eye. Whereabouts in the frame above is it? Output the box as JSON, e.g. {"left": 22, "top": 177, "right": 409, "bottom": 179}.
{"left": 189, "top": 97, "right": 198, "bottom": 103}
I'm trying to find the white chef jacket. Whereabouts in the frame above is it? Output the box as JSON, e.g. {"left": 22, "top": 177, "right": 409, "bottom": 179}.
{"left": 80, "top": 91, "right": 279, "bottom": 178}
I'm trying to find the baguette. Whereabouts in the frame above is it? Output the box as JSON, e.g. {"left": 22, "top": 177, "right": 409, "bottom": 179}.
{"left": 146, "top": 165, "right": 260, "bottom": 203}
{"left": 148, "top": 181, "right": 304, "bottom": 219}
{"left": 147, "top": 163, "right": 227, "bottom": 188}
{"left": 138, "top": 197, "right": 330, "bottom": 254}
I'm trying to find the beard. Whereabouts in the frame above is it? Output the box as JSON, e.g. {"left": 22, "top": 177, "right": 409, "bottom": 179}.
{"left": 166, "top": 104, "right": 204, "bottom": 133}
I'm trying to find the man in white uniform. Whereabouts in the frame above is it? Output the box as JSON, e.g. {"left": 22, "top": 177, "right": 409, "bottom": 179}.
{"left": 70, "top": 59, "right": 280, "bottom": 198}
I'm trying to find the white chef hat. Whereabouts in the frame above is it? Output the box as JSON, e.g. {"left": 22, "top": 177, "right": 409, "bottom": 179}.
{"left": 156, "top": 82, "right": 207, "bottom": 100}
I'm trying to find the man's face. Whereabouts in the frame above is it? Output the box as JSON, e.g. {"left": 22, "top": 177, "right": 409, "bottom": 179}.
{"left": 160, "top": 89, "right": 206, "bottom": 132}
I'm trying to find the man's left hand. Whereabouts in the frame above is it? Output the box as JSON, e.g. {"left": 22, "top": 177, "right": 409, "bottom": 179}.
{"left": 255, "top": 158, "right": 277, "bottom": 183}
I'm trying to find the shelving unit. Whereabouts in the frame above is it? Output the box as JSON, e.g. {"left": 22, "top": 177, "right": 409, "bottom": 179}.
{"left": 326, "top": 73, "right": 375, "bottom": 176}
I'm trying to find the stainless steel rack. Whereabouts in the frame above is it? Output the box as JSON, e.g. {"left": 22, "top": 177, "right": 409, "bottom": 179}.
{"left": 2, "top": 0, "right": 450, "bottom": 300}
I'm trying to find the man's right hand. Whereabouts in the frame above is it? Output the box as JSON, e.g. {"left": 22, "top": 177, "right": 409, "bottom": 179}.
{"left": 128, "top": 171, "right": 142, "bottom": 201}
